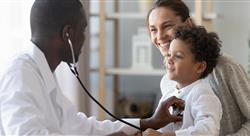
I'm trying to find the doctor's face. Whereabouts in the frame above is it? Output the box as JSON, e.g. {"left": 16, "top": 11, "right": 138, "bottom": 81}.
{"left": 72, "top": 8, "right": 87, "bottom": 63}
{"left": 148, "top": 7, "right": 190, "bottom": 56}
{"left": 61, "top": 7, "right": 87, "bottom": 64}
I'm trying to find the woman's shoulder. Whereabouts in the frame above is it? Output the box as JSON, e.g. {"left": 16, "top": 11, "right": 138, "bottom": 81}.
{"left": 160, "top": 74, "right": 177, "bottom": 95}
{"left": 217, "top": 54, "right": 242, "bottom": 68}
{"left": 215, "top": 54, "right": 247, "bottom": 77}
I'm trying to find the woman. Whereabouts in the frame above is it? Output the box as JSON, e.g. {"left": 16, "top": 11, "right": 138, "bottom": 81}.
{"left": 144, "top": 0, "right": 250, "bottom": 136}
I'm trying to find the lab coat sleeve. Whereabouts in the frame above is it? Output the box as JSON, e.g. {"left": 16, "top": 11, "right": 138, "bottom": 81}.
{"left": 0, "top": 68, "right": 140, "bottom": 135}
{"left": 0, "top": 69, "right": 61, "bottom": 135}
{"left": 175, "top": 88, "right": 222, "bottom": 136}
{"left": 77, "top": 112, "right": 140, "bottom": 135}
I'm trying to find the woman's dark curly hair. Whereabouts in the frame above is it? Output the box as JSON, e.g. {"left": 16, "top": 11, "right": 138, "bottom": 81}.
{"left": 174, "top": 26, "right": 222, "bottom": 79}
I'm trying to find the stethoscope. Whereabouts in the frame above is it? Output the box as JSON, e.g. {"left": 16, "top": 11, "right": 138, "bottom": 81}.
{"left": 66, "top": 33, "right": 142, "bottom": 131}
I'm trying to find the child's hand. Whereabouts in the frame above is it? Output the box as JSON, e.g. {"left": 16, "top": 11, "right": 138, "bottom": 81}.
{"left": 143, "top": 128, "right": 176, "bottom": 136}
{"left": 143, "top": 128, "right": 162, "bottom": 136}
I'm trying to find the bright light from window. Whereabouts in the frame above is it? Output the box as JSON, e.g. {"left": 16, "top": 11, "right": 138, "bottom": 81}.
{"left": 0, "top": 0, "right": 34, "bottom": 73}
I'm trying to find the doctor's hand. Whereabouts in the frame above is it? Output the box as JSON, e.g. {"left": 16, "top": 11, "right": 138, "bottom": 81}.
{"left": 140, "top": 96, "right": 184, "bottom": 130}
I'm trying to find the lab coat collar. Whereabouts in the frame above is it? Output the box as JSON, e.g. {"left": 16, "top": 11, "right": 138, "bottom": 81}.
{"left": 26, "top": 41, "right": 57, "bottom": 93}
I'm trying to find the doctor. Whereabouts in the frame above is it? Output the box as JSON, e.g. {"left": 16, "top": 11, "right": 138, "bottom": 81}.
{"left": 0, "top": 0, "right": 184, "bottom": 135}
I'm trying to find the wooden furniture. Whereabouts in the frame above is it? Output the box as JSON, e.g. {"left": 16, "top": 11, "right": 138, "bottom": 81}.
{"left": 92, "top": 0, "right": 217, "bottom": 120}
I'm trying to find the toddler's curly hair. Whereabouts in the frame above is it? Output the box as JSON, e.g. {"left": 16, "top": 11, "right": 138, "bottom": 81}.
{"left": 174, "top": 26, "right": 222, "bottom": 78}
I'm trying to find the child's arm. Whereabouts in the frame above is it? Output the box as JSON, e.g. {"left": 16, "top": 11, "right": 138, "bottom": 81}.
{"left": 142, "top": 128, "right": 175, "bottom": 136}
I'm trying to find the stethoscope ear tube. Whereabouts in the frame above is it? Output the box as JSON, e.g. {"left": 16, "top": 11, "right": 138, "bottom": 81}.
{"left": 67, "top": 63, "right": 142, "bottom": 131}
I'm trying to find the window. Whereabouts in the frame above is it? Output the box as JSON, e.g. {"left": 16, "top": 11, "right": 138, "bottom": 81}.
{"left": 0, "top": 0, "right": 34, "bottom": 74}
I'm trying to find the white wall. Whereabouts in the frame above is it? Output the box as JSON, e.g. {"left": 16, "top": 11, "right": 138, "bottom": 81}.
{"left": 0, "top": 0, "right": 87, "bottom": 113}
{"left": 0, "top": 1, "right": 32, "bottom": 74}
{"left": 213, "top": 1, "right": 250, "bottom": 72}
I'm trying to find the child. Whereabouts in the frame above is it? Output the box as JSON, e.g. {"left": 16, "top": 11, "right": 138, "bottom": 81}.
{"left": 156, "top": 26, "right": 222, "bottom": 136}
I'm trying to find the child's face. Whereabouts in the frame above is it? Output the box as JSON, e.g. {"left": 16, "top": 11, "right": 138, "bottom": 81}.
{"left": 166, "top": 39, "right": 205, "bottom": 88}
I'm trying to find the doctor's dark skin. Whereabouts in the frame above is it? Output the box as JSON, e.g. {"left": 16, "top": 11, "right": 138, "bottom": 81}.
{"left": 30, "top": 0, "right": 184, "bottom": 135}
{"left": 30, "top": 1, "right": 86, "bottom": 72}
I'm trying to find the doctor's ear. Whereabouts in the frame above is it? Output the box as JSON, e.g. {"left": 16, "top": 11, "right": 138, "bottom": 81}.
{"left": 62, "top": 25, "right": 72, "bottom": 41}
{"left": 66, "top": 33, "right": 70, "bottom": 38}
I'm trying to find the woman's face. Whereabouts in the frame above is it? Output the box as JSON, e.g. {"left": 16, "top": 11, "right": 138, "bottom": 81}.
{"left": 148, "top": 7, "right": 188, "bottom": 56}
{"left": 166, "top": 39, "right": 203, "bottom": 88}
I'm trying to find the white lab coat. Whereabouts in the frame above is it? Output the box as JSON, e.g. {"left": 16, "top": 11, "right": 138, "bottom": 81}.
{"left": 0, "top": 42, "right": 139, "bottom": 135}
{"left": 157, "top": 76, "right": 222, "bottom": 136}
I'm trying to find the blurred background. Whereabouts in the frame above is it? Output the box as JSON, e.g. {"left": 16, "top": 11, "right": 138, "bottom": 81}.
{"left": 0, "top": 0, "right": 250, "bottom": 120}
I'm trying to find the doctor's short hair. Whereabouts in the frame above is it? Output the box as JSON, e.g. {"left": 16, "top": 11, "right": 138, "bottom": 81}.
{"left": 30, "top": 0, "right": 83, "bottom": 36}
{"left": 174, "top": 26, "right": 222, "bottom": 79}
